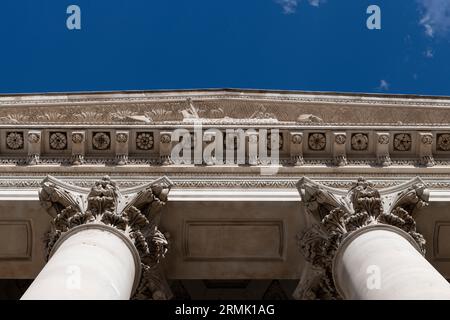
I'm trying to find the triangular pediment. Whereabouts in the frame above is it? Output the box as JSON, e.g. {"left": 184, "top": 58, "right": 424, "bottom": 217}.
{"left": 1, "top": 89, "right": 449, "bottom": 125}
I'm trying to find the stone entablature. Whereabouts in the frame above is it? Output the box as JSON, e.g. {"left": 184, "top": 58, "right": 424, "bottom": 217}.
{"left": 4, "top": 90, "right": 450, "bottom": 300}
{"left": 0, "top": 90, "right": 449, "bottom": 167}
{"left": 0, "top": 126, "right": 446, "bottom": 167}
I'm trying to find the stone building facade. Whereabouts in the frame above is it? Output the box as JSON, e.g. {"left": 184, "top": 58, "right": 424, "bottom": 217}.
{"left": 0, "top": 89, "right": 450, "bottom": 299}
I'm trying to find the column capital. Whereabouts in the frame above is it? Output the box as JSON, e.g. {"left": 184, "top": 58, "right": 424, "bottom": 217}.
{"left": 39, "top": 175, "right": 173, "bottom": 300}
{"left": 295, "top": 176, "right": 429, "bottom": 300}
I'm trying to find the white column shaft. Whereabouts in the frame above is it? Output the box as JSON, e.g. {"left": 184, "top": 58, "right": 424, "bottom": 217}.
{"left": 21, "top": 226, "right": 139, "bottom": 300}
{"left": 333, "top": 226, "right": 450, "bottom": 300}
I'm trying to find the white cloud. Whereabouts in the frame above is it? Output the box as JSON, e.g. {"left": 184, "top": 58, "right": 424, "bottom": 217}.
{"left": 423, "top": 22, "right": 434, "bottom": 37}
{"left": 418, "top": 0, "right": 450, "bottom": 37}
{"left": 276, "top": 0, "right": 298, "bottom": 14}
{"left": 424, "top": 48, "right": 434, "bottom": 58}
{"left": 275, "top": 0, "right": 324, "bottom": 14}
{"left": 308, "top": 0, "right": 322, "bottom": 7}
{"left": 378, "top": 80, "right": 390, "bottom": 91}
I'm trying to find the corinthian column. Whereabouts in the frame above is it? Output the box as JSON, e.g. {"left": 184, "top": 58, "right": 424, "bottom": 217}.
{"left": 295, "top": 177, "right": 450, "bottom": 300}
{"left": 21, "top": 175, "right": 173, "bottom": 300}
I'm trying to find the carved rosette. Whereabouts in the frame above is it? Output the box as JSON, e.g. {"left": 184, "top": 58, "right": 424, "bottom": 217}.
{"left": 49, "top": 132, "right": 68, "bottom": 150}
{"left": 72, "top": 133, "right": 84, "bottom": 144}
{"left": 116, "top": 132, "right": 128, "bottom": 144}
{"left": 27, "top": 132, "right": 40, "bottom": 144}
{"left": 334, "top": 134, "right": 346, "bottom": 145}
{"left": 438, "top": 133, "right": 450, "bottom": 151}
{"left": 136, "top": 132, "right": 154, "bottom": 150}
{"left": 291, "top": 134, "right": 302, "bottom": 145}
{"left": 295, "top": 177, "right": 429, "bottom": 300}
{"left": 39, "top": 175, "right": 173, "bottom": 300}
{"left": 378, "top": 134, "right": 390, "bottom": 145}
{"left": 351, "top": 133, "right": 368, "bottom": 151}
{"left": 160, "top": 134, "right": 171, "bottom": 144}
{"left": 6, "top": 132, "right": 24, "bottom": 150}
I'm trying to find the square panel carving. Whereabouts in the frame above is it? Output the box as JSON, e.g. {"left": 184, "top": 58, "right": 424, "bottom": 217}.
{"left": 308, "top": 133, "right": 326, "bottom": 151}
{"left": 49, "top": 132, "right": 68, "bottom": 150}
{"left": 6, "top": 132, "right": 24, "bottom": 150}
{"left": 92, "top": 132, "right": 111, "bottom": 150}
{"left": 437, "top": 133, "right": 450, "bottom": 151}
{"left": 393, "top": 133, "right": 412, "bottom": 151}
{"left": 433, "top": 221, "right": 450, "bottom": 261}
{"left": 136, "top": 132, "right": 154, "bottom": 150}
{"left": 351, "top": 133, "right": 369, "bottom": 151}
{"left": 0, "top": 220, "right": 32, "bottom": 260}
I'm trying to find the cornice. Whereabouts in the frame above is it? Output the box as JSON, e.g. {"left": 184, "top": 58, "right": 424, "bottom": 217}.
{"left": 2, "top": 161, "right": 450, "bottom": 174}
{"left": 2, "top": 173, "right": 450, "bottom": 190}
{"left": 2, "top": 123, "right": 450, "bottom": 129}
{"left": 2, "top": 90, "right": 450, "bottom": 108}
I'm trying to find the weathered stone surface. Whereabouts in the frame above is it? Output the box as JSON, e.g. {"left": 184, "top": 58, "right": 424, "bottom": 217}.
{"left": 295, "top": 177, "right": 429, "bottom": 299}
{"left": 39, "top": 175, "right": 173, "bottom": 300}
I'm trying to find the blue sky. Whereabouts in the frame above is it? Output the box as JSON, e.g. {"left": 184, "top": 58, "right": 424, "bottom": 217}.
{"left": 0, "top": 0, "right": 449, "bottom": 95}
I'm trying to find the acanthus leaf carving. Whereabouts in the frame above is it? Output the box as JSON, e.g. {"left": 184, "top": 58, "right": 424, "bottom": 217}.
{"left": 38, "top": 175, "right": 173, "bottom": 300}
{"left": 295, "top": 177, "right": 429, "bottom": 300}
